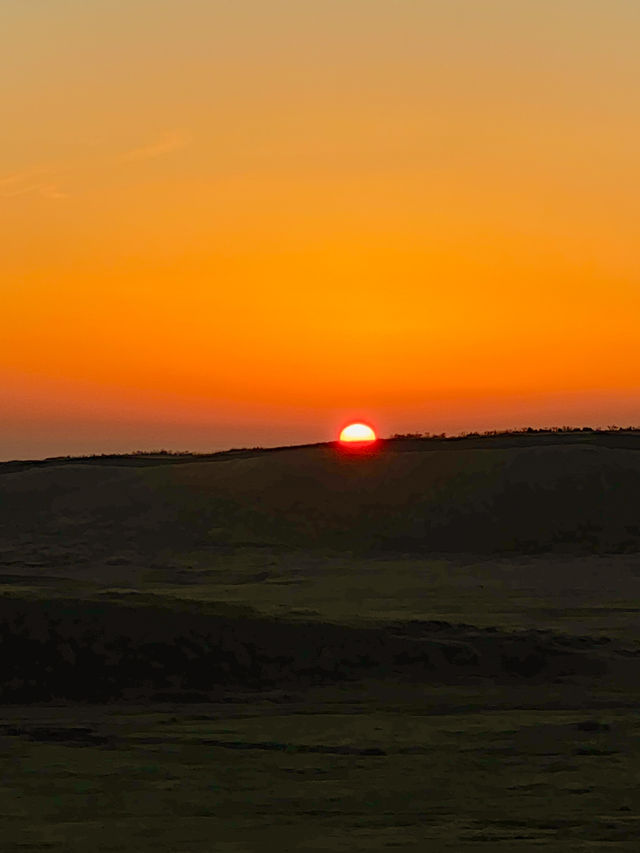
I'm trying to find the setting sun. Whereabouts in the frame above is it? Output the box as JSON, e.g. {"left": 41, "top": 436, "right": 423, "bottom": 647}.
{"left": 339, "top": 423, "right": 377, "bottom": 443}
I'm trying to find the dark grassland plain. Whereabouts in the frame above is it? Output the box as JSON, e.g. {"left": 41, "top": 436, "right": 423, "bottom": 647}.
{"left": 1, "top": 432, "right": 639, "bottom": 850}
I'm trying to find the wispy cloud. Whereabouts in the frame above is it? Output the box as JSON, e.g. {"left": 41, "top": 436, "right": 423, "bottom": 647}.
{"left": 0, "top": 129, "right": 192, "bottom": 201}
{"left": 120, "top": 129, "right": 192, "bottom": 164}
{"left": 0, "top": 170, "right": 34, "bottom": 189}
{"left": 0, "top": 169, "right": 68, "bottom": 200}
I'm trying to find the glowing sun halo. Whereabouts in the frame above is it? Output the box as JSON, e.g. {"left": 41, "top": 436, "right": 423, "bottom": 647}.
{"left": 339, "top": 423, "right": 377, "bottom": 443}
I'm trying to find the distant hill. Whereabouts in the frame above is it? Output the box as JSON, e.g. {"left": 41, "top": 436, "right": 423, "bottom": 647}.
{"left": 2, "top": 430, "right": 640, "bottom": 555}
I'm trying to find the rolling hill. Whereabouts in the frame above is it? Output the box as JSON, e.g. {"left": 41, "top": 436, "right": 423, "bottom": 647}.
{"left": 2, "top": 432, "right": 640, "bottom": 557}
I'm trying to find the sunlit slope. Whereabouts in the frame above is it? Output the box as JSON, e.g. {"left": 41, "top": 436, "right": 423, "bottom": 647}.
{"left": 2, "top": 441, "right": 640, "bottom": 554}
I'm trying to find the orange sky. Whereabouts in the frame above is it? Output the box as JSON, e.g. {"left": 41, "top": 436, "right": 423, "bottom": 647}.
{"left": 2, "top": 1, "right": 639, "bottom": 459}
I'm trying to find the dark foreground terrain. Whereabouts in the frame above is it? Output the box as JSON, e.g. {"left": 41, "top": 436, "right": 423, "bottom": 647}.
{"left": 1, "top": 432, "right": 639, "bottom": 850}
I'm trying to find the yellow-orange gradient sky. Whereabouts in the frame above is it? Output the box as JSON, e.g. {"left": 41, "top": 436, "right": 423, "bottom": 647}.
{"left": 2, "top": 0, "right": 639, "bottom": 459}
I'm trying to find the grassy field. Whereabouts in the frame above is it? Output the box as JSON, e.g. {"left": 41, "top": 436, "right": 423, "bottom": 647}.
{"left": 1, "top": 434, "right": 639, "bottom": 850}
{"left": 3, "top": 683, "right": 640, "bottom": 851}
{"left": 1, "top": 548, "right": 639, "bottom": 641}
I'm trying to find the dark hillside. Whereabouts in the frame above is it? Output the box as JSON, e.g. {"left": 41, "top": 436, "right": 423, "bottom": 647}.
{"left": 2, "top": 433, "right": 640, "bottom": 555}
{"left": 0, "top": 593, "right": 628, "bottom": 702}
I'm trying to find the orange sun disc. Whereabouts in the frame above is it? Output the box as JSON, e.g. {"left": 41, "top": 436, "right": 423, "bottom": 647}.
{"left": 339, "top": 423, "right": 377, "bottom": 443}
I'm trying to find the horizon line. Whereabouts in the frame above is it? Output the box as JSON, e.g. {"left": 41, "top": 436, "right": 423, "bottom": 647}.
{"left": 3, "top": 424, "right": 640, "bottom": 467}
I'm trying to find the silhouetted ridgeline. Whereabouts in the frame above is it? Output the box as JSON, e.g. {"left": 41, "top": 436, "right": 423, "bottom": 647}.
{"left": 2, "top": 430, "right": 640, "bottom": 554}
{"left": 3, "top": 426, "right": 640, "bottom": 473}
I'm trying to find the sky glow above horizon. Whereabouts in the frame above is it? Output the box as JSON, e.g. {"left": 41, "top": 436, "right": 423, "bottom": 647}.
{"left": 2, "top": 1, "right": 639, "bottom": 460}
